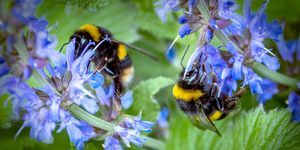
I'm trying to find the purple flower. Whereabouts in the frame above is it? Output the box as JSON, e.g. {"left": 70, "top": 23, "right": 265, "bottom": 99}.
{"left": 0, "top": 56, "right": 10, "bottom": 77}
{"left": 12, "top": 0, "right": 41, "bottom": 24}
{"left": 257, "top": 79, "right": 278, "bottom": 104}
{"left": 89, "top": 72, "right": 104, "bottom": 89}
{"left": 156, "top": 107, "right": 169, "bottom": 128}
{"left": 122, "top": 113, "right": 154, "bottom": 133}
{"left": 288, "top": 92, "right": 300, "bottom": 122}
{"left": 57, "top": 112, "right": 96, "bottom": 150}
{"left": 178, "top": 24, "right": 192, "bottom": 38}
{"left": 104, "top": 136, "right": 123, "bottom": 150}
{"left": 166, "top": 46, "right": 177, "bottom": 64}
{"left": 178, "top": 15, "right": 188, "bottom": 24}
{"left": 176, "top": 0, "right": 238, "bottom": 41}
{"left": 155, "top": 0, "right": 180, "bottom": 22}
{"left": 114, "top": 126, "right": 145, "bottom": 147}
{"left": 121, "top": 91, "right": 133, "bottom": 109}
{"left": 104, "top": 114, "right": 154, "bottom": 148}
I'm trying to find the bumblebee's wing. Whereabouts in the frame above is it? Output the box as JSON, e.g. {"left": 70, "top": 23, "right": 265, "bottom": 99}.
{"left": 187, "top": 108, "right": 221, "bottom": 136}
{"left": 110, "top": 39, "right": 159, "bottom": 61}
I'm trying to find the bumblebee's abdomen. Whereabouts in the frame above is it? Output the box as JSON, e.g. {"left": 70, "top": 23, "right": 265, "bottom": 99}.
{"left": 208, "top": 110, "right": 224, "bottom": 121}
{"left": 120, "top": 66, "right": 134, "bottom": 87}
{"left": 173, "top": 84, "right": 203, "bottom": 102}
{"left": 117, "top": 44, "right": 127, "bottom": 61}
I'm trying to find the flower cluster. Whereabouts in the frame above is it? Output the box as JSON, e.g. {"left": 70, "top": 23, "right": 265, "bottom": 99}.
{"left": 104, "top": 113, "right": 154, "bottom": 149}
{"left": 0, "top": 0, "right": 153, "bottom": 149}
{"left": 156, "top": 0, "right": 300, "bottom": 121}
{"left": 156, "top": 0, "right": 281, "bottom": 97}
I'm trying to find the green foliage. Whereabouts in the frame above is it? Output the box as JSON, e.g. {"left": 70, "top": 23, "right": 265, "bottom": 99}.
{"left": 127, "top": 77, "right": 174, "bottom": 122}
{"left": 37, "top": 0, "right": 140, "bottom": 47}
{"left": 0, "top": 126, "right": 70, "bottom": 150}
{"left": 167, "top": 107, "right": 300, "bottom": 150}
{"left": 0, "top": 95, "right": 12, "bottom": 128}
{"left": 55, "top": 0, "right": 111, "bottom": 12}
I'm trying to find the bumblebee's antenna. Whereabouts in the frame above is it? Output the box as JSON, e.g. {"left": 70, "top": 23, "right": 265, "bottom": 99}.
{"left": 180, "top": 45, "right": 190, "bottom": 69}
{"left": 59, "top": 42, "right": 70, "bottom": 53}
{"left": 110, "top": 39, "right": 159, "bottom": 61}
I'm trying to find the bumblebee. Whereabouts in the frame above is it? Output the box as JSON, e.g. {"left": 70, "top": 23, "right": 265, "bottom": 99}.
{"left": 68, "top": 24, "right": 157, "bottom": 115}
{"left": 172, "top": 58, "right": 245, "bottom": 135}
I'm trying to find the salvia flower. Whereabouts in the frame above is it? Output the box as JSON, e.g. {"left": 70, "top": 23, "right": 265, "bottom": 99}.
{"left": 1, "top": 0, "right": 60, "bottom": 79}
{"left": 288, "top": 92, "right": 300, "bottom": 122}
{"left": 157, "top": 107, "right": 169, "bottom": 129}
{"left": 256, "top": 79, "right": 278, "bottom": 104}
{"left": 103, "top": 113, "right": 154, "bottom": 149}
{"left": 177, "top": 0, "right": 237, "bottom": 39}
{"left": 0, "top": 39, "right": 99, "bottom": 149}
{"left": 155, "top": 0, "right": 180, "bottom": 22}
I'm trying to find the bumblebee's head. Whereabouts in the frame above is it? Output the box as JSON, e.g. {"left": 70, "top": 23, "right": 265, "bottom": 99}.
{"left": 179, "top": 61, "right": 202, "bottom": 87}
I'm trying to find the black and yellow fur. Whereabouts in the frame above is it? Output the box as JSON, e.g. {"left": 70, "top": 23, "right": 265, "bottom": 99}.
{"left": 71, "top": 24, "right": 134, "bottom": 115}
{"left": 172, "top": 64, "right": 245, "bottom": 135}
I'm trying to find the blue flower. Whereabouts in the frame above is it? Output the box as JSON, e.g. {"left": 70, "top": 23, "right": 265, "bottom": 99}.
{"left": 104, "top": 136, "right": 123, "bottom": 150}
{"left": 12, "top": 0, "right": 41, "bottom": 24}
{"left": 178, "top": 24, "right": 192, "bottom": 38}
{"left": 288, "top": 92, "right": 300, "bottom": 122}
{"left": 106, "top": 114, "right": 154, "bottom": 148}
{"left": 218, "top": 0, "right": 239, "bottom": 19}
{"left": 176, "top": 0, "right": 238, "bottom": 41}
{"left": 178, "top": 15, "right": 188, "bottom": 24}
{"left": 0, "top": 56, "right": 10, "bottom": 77}
{"left": 166, "top": 46, "right": 177, "bottom": 64}
{"left": 122, "top": 113, "right": 154, "bottom": 133}
{"left": 27, "top": 108, "right": 56, "bottom": 144}
{"left": 121, "top": 91, "right": 133, "bottom": 109}
{"left": 57, "top": 112, "right": 96, "bottom": 150}
{"left": 156, "top": 107, "right": 169, "bottom": 128}
{"left": 89, "top": 72, "right": 104, "bottom": 88}
{"left": 95, "top": 84, "right": 114, "bottom": 107}
{"left": 115, "top": 126, "right": 145, "bottom": 147}
{"left": 277, "top": 38, "right": 300, "bottom": 63}
{"left": 155, "top": 0, "right": 180, "bottom": 22}
{"left": 256, "top": 79, "right": 278, "bottom": 104}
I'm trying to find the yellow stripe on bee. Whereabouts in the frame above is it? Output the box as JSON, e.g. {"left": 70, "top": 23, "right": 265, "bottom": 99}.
{"left": 79, "top": 24, "right": 101, "bottom": 42}
{"left": 209, "top": 110, "right": 223, "bottom": 121}
{"left": 172, "top": 84, "right": 203, "bottom": 102}
{"left": 117, "top": 44, "right": 127, "bottom": 60}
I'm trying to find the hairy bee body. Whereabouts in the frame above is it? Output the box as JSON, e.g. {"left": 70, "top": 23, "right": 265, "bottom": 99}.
{"left": 172, "top": 64, "right": 245, "bottom": 135}
{"left": 173, "top": 82, "right": 226, "bottom": 121}
{"left": 70, "top": 24, "right": 134, "bottom": 113}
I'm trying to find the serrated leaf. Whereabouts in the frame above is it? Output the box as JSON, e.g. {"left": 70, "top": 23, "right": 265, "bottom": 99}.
{"left": 127, "top": 77, "right": 174, "bottom": 122}
{"left": 167, "top": 106, "right": 300, "bottom": 150}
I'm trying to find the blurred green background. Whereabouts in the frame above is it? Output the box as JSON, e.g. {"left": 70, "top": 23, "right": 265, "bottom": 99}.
{"left": 1, "top": 0, "right": 300, "bottom": 149}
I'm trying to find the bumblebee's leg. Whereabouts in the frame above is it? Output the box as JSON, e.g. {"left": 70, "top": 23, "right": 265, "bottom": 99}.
{"left": 104, "top": 67, "right": 119, "bottom": 77}
{"left": 209, "top": 73, "right": 225, "bottom": 111}
{"left": 199, "top": 64, "right": 207, "bottom": 83}
{"left": 223, "top": 88, "right": 246, "bottom": 112}
{"left": 110, "top": 76, "right": 123, "bottom": 118}
{"left": 210, "top": 73, "right": 219, "bottom": 98}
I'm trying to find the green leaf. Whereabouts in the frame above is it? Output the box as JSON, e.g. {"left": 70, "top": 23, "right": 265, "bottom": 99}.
{"left": 54, "top": 0, "right": 111, "bottom": 12}
{"left": 37, "top": 0, "right": 140, "bottom": 47}
{"left": 127, "top": 77, "right": 174, "bottom": 122}
{"left": 0, "top": 94, "right": 12, "bottom": 128}
{"left": 167, "top": 106, "right": 300, "bottom": 149}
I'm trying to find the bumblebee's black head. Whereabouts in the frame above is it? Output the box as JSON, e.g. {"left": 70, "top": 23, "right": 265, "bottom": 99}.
{"left": 178, "top": 63, "right": 202, "bottom": 89}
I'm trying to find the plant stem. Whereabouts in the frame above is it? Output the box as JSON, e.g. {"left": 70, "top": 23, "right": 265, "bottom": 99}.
{"left": 252, "top": 62, "right": 299, "bottom": 87}
{"left": 67, "top": 104, "right": 166, "bottom": 149}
